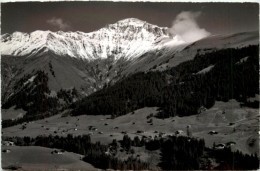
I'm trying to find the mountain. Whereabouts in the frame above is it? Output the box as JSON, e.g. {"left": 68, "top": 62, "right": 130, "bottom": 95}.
{"left": 1, "top": 18, "right": 259, "bottom": 125}
{"left": 1, "top": 18, "right": 172, "bottom": 100}
{"left": 1, "top": 18, "right": 170, "bottom": 60}
{"left": 123, "top": 31, "right": 259, "bottom": 74}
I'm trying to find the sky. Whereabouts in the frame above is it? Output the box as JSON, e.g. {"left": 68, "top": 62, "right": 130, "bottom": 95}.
{"left": 1, "top": 2, "right": 259, "bottom": 35}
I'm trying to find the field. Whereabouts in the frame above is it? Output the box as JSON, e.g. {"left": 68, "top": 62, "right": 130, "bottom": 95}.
{"left": 2, "top": 107, "right": 26, "bottom": 120}
{"left": 2, "top": 146, "right": 96, "bottom": 170}
{"left": 2, "top": 99, "right": 259, "bottom": 169}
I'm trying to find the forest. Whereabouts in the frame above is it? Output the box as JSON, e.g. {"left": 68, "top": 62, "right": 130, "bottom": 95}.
{"left": 72, "top": 45, "right": 259, "bottom": 118}
{"left": 2, "top": 71, "right": 79, "bottom": 128}
{"left": 3, "top": 134, "right": 259, "bottom": 170}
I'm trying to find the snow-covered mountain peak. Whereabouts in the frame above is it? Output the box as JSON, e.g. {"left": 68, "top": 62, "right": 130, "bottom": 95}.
{"left": 107, "top": 18, "right": 168, "bottom": 37}
{"left": 1, "top": 18, "right": 175, "bottom": 60}
{"left": 112, "top": 18, "right": 164, "bottom": 29}
{"left": 117, "top": 17, "right": 145, "bottom": 24}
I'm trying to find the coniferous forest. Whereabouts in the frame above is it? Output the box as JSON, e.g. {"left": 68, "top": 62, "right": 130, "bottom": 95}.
{"left": 71, "top": 45, "right": 259, "bottom": 118}
{"left": 3, "top": 134, "right": 259, "bottom": 170}
{"left": 2, "top": 71, "right": 79, "bottom": 128}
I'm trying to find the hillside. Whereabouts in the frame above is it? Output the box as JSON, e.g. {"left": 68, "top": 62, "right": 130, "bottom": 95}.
{"left": 72, "top": 45, "right": 259, "bottom": 118}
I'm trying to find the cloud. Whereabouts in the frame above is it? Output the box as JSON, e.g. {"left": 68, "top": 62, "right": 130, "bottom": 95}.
{"left": 169, "top": 11, "right": 211, "bottom": 42}
{"left": 46, "top": 17, "right": 71, "bottom": 31}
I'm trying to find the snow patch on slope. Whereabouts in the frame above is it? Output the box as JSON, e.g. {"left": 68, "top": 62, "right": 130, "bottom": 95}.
{"left": 235, "top": 56, "right": 249, "bottom": 65}
{"left": 196, "top": 65, "right": 214, "bottom": 74}
{"left": 23, "top": 75, "right": 36, "bottom": 86}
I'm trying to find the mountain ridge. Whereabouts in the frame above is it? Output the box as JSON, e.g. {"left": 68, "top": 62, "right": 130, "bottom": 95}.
{"left": 1, "top": 18, "right": 172, "bottom": 60}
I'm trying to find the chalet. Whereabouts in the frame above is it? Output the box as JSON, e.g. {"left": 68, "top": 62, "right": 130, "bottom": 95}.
{"left": 215, "top": 143, "right": 225, "bottom": 150}
{"left": 208, "top": 130, "right": 218, "bottom": 135}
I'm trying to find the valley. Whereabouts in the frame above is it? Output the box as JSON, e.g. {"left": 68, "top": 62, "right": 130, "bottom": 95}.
{"left": 1, "top": 17, "right": 259, "bottom": 170}
{"left": 2, "top": 100, "right": 259, "bottom": 170}
{"left": 3, "top": 100, "right": 259, "bottom": 154}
